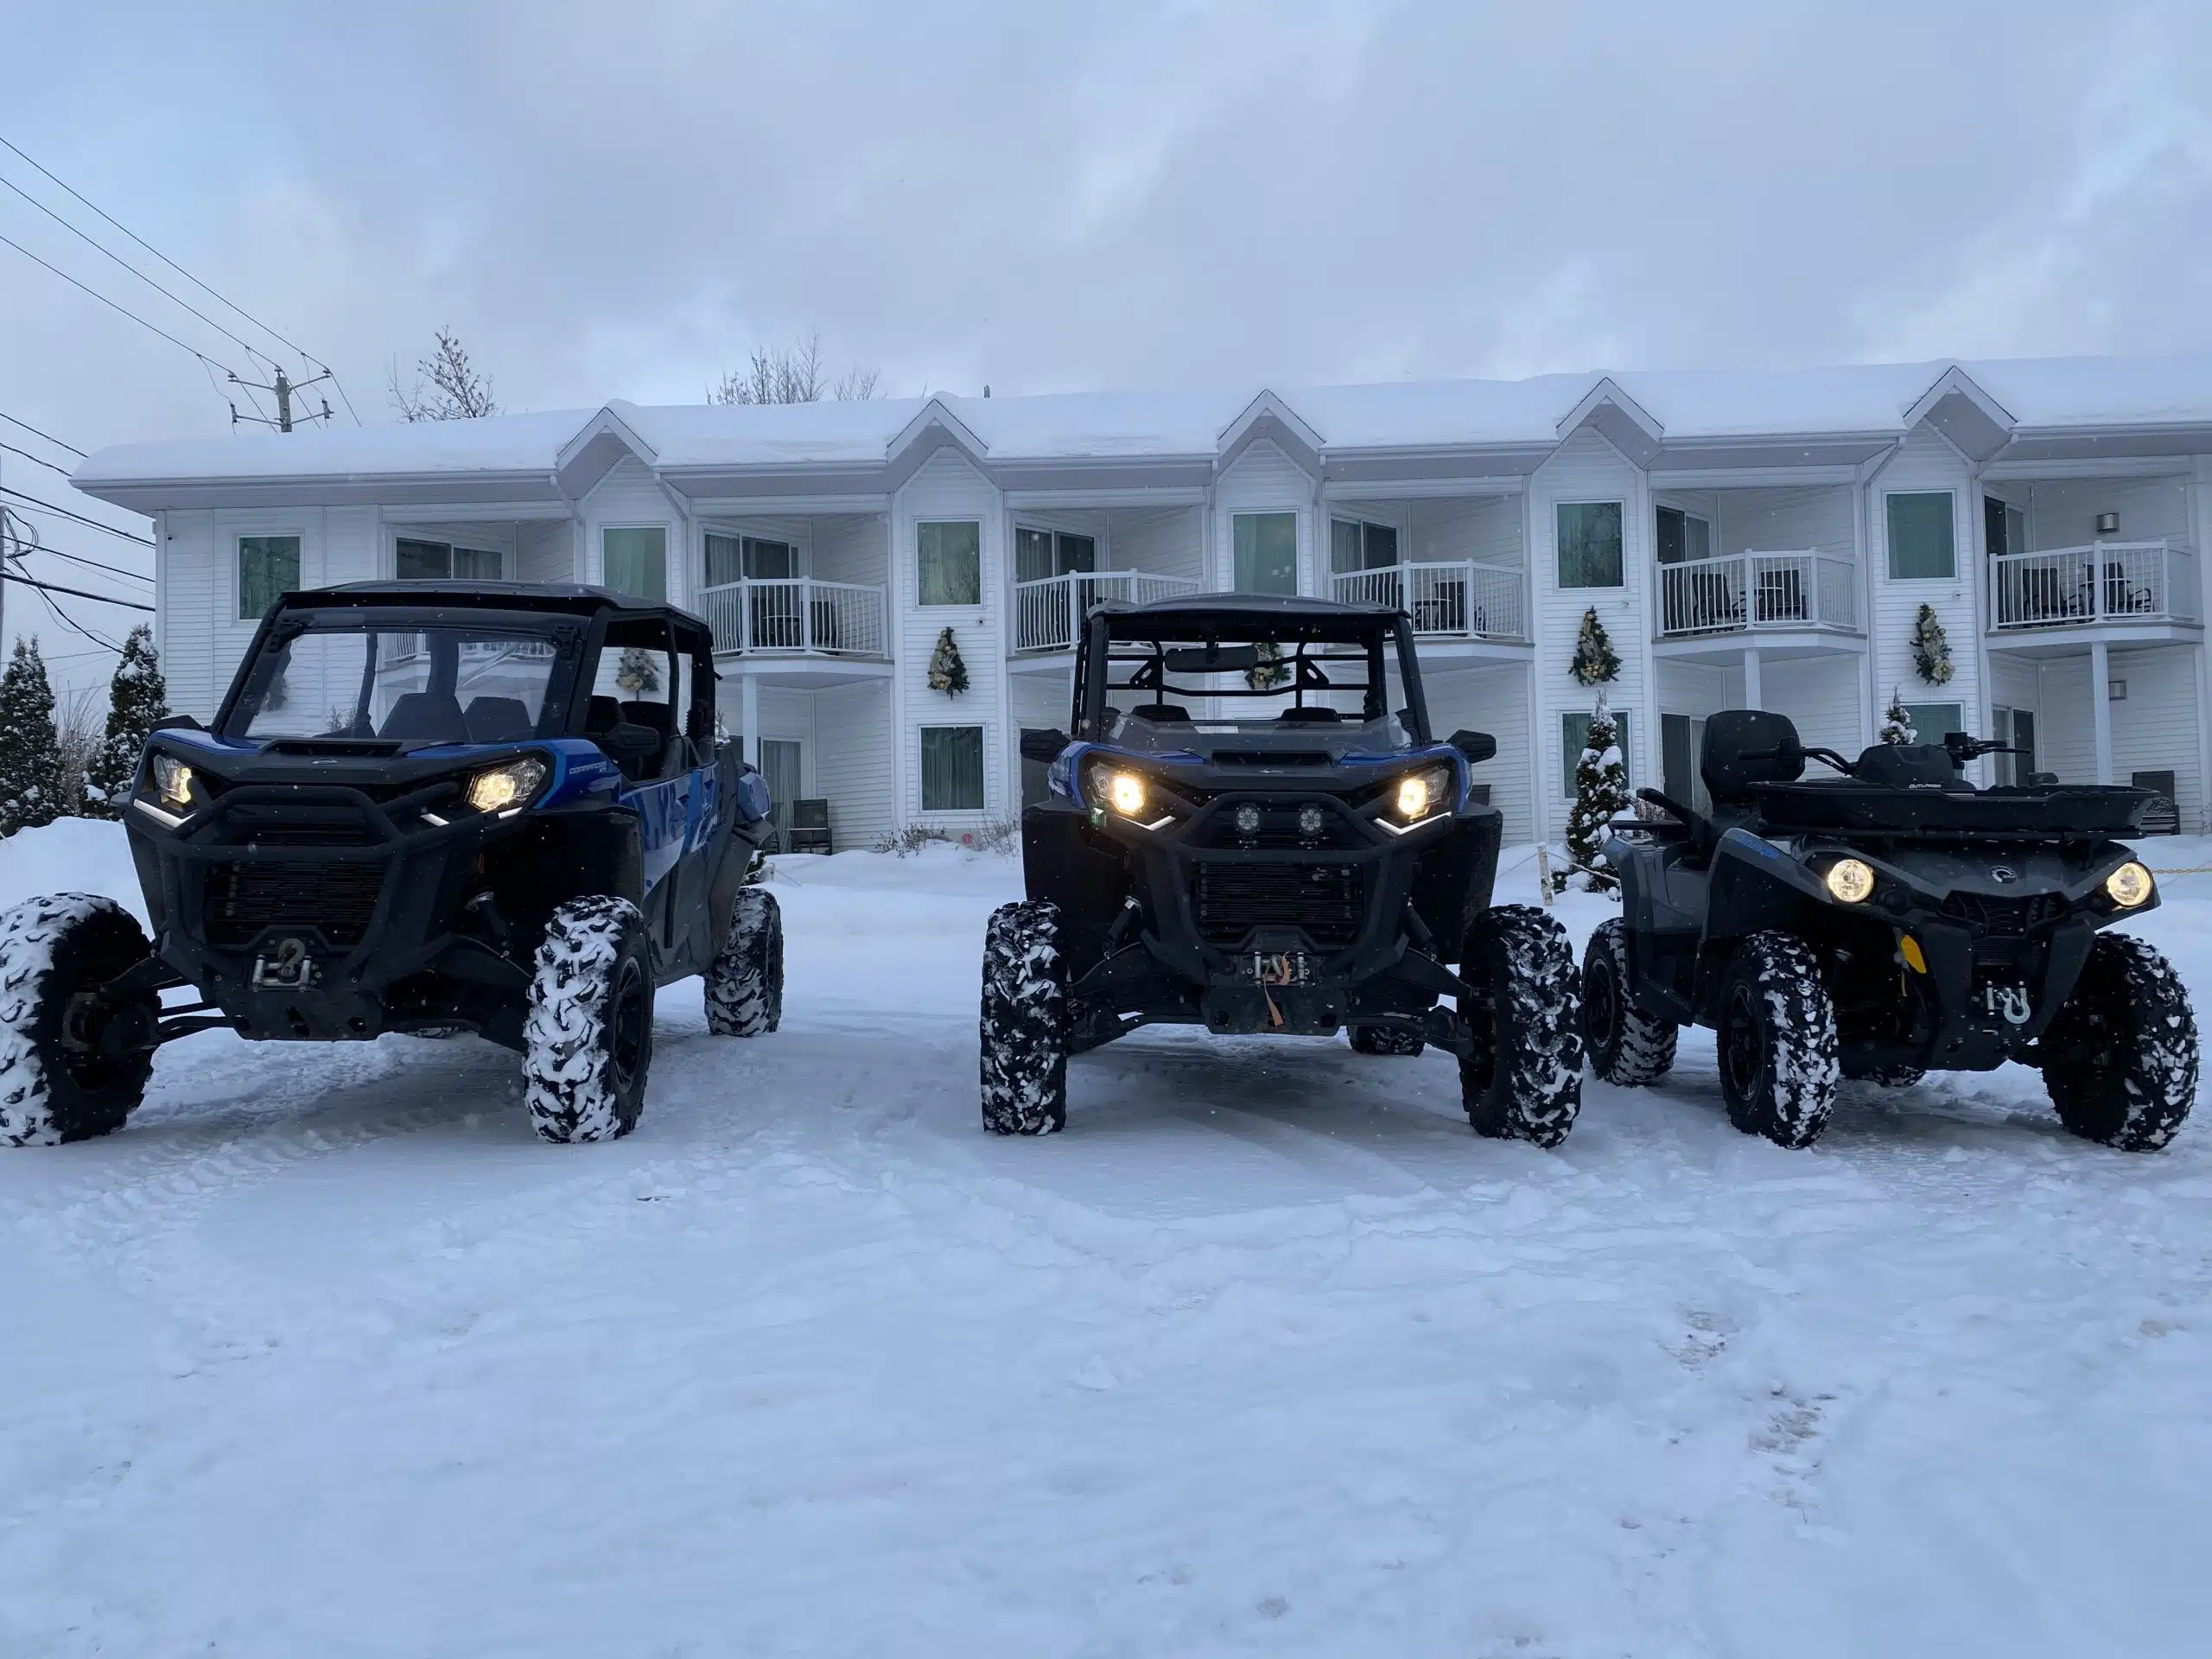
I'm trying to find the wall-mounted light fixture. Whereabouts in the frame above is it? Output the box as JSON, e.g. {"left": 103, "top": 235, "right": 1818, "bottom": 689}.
{"left": 2096, "top": 511, "right": 2120, "bottom": 534}
{"left": 2110, "top": 679, "right": 2128, "bottom": 701}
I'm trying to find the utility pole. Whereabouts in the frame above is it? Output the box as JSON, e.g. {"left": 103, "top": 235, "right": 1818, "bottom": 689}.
{"left": 230, "top": 366, "right": 334, "bottom": 433}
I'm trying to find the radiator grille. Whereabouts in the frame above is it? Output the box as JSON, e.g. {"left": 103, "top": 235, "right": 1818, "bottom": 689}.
{"left": 205, "top": 859, "right": 385, "bottom": 947}
{"left": 1195, "top": 862, "right": 1363, "bottom": 950}
{"left": 1938, "top": 891, "right": 2067, "bottom": 935}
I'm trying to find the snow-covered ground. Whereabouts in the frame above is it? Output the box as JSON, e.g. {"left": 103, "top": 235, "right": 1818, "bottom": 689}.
{"left": 2, "top": 823, "right": 2209, "bottom": 1656}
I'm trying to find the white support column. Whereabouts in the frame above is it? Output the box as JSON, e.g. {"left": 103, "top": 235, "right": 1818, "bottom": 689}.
{"left": 1742, "top": 646, "right": 1763, "bottom": 711}
{"left": 2089, "top": 639, "right": 2113, "bottom": 785}
{"left": 741, "top": 671, "right": 760, "bottom": 769}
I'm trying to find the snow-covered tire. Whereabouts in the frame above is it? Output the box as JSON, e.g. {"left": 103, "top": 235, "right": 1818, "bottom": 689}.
{"left": 523, "top": 896, "right": 655, "bottom": 1144}
{"left": 1349, "top": 1024, "right": 1426, "bottom": 1057}
{"left": 0, "top": 893, "right": 157, "bottom": 1147}
{"left": 979, "top": 899, "right": 1068, "bottom": 1135}
{"left": 1716, "top": 931, "right": 1839, "bottom": 1149}
{"left": 705, "top": 887, "right": 783, "bottom": 1037}
{"left": 1457, "top": 904, "right": 1583, "bottom": 1147}
{"left": 2041, "top": 931, "right": 2197, "bottom": 1151}
{"left": 1580, "top": 918, "right": 1677, "bottom": 1086}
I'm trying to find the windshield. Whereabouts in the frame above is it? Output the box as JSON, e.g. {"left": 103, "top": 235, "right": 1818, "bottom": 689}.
{"left": 223, "top": 619, "right": 569, "bottom": 744}
{"left": 1080, "top": 615, "right": 1417, "bottom": 740}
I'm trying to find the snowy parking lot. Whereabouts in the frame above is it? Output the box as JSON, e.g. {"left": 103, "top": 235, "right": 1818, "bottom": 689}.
{"left": 2, "top": 822, "right": 2209, "bottom": 1656}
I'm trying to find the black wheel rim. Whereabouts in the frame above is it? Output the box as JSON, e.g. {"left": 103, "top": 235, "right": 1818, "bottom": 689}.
{"left": 1721, "top": 982, "right": 1763, "bottom": 1100}
{"left": 1586, "top": 956, "right": 1619, "bottom": 1052}
{"left": 608, "top": 956, "right": 648, "bottom": 1090}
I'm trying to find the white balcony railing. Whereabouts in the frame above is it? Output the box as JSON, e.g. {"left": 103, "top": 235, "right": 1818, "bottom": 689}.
{"left": 1328, "top": 561, "right": 1528, "bottom": 640}
{"left": 1013, "top": 569, "right": 1204, "bottom": 652}
{"left": 1658, "top": 550, "right": 1859, "bottom": 638}
{"left": 1988, "top": 540, "right": 2199, "bottom": 630}
{"left": 699, "top": 577, "right": 889, "bottom": 657}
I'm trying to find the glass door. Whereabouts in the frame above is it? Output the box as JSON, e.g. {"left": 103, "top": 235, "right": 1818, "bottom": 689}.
{"left": 758, "top": 739, "right": 803, "bottom": 849}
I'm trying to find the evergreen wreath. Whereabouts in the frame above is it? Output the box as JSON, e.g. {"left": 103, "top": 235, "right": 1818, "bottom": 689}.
{"left": 1910, "top": 604, "right": 1954, "bottom": 686}
{"left": 614, "top": 646, "right": 661, "bottom": 696}
{"left": 1568, "top": 607, "right": 1621, "bottom": 687}
{"left": 928, "top": 626, "right": 970, "bottom": 696}
{"left": 1246, "top": 639, "right": 1290, "bottom": 692}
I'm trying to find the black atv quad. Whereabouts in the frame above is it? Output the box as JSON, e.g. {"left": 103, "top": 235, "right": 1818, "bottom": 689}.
{"left": 1585, "top": 709, "right": 2196, "bottom": 1151}
{"left": 982, "top": 594, "right": 1582, "bottom": 1142}
{"left": 0, "top": 582, "right": 785, "bottom": 1148}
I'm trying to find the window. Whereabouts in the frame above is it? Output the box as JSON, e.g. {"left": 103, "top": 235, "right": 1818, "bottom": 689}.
{"left": 602, "top": 526, "right": 668, "bottom": 600}
{"left": 1556, "top": 502, "right": 1624, "bottom": 588}
{"left": 919, "top": 725, "right": 985, "bottom": 810}
{"left": 1560, "top": 709, "right": 1631, "bottom": 798}
{"left": 1886, "top": 493, "right": 1955, "bottom": 580}
{"left": 918, "top": 521, "right": 982, "bottom": 606}
{"left": 1233, "top": 512, "right": 1298, "bottom": 594}
{"left": 1983, "top": 496, "right": 2027, "bottom": 562}
{"left": 758, "top": 738, "right": 802, "bottom": 843}
{"left": 225, "top": 621, "right": 563, "bottom": 742}
{"left": 1902, "top": 702, "right": 1963, "bottom": 744}
{"left": 1660, "top": 713, "right": 1710, "bottom": 817}
{"left": 1654, "top": 506, "right": 1712, "bottom": 566}
{"left": 395, "top": 537, "right": 502, "bottom": 582}
{"left": 238, "top": 534, "right": 301, "bottom": 620}
{"left": 1329, "top": 518, "right": 1400, "bottom": 575}
{"left": 705, "top": 533, "right": 796, "bottom": 587}
{"left": 1014, "top": 527, "right": 1096, "bottom": 583}
{"left": 589, "top": 620, "right": 681, "bottom": 780}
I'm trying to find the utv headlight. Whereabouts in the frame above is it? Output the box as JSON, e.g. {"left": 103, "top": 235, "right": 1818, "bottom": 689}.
{"left": 1824, "top": 857, "right": 1876, "bottom": 904}
{"left": 1084, "top": 759, "right": 1147, "bottom": 818}
{"left": 2106, "top": 861, "right": 2153, "bottom": 908}
{"left": 1392, "top": 765, "right": 1453, "bottom": 822}
{"left": 149, "top": 752, "right": 194, "bottom": 810}
{"left": 467, "top": 755, "right": 548, "bottom": 814}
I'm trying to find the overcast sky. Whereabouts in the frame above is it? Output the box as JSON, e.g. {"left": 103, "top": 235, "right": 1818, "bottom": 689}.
{"left": 5, "top": 0, "right": 2212, "bottom": 686}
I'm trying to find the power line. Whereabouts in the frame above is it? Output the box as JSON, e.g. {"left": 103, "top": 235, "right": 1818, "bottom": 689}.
{"left": 23, "top": 543, "right": 153, "bottom": 587}
{"left": 0, "top": 229, "right": 245, "bottom": 377}
{"left": 8, "top": 562, "right": 124, "bottom": 653}
{"left": 0, "top": 410, "right": 84, "bottom": 457}
{"left": 0, "top": 484, "right": 154, "bottom": 544}
{"left": 0, "top": 438, "right": 74, "bottom": 477}
{"left": 0, "top": 132, "right": 361, "bottom": 426}
{"left": 0, "top": 566, "right": 152, "bottom": 611}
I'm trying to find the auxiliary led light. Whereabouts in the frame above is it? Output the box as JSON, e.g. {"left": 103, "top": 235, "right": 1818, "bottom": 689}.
{"left": 1297, "top": 804, "right": 1326, "bottom": 838}
{"left": 1234, "top": 804, "right": 1262, "bottom": 836}
{"left": 1824, "top": 858, "right": 1876, "bottom": 904}
{"left": 2106, "top": 861, "right": 2154, "bottom": 908}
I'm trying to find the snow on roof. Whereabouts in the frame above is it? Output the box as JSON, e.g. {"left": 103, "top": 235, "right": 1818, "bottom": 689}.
{"left": 69, "top": 353, "right": 2212, "bottom": 499}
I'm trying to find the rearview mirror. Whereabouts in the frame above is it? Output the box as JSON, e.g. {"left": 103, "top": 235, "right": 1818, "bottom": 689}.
{"left": 1163, "top": 644, "right": 1261, "bottom": 672}
{"left": 601, "top": 721, "right": 663, "bottom": 761}
{"left": 1449, "top": 728, "right": 1497, "bottom": 765}
{"left": 1020, "top": 728, "right": 1069, "bottom": 764}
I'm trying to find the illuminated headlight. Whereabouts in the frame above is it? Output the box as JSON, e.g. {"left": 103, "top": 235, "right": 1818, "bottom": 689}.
{"left": 1234, "top": 804, "right": 1262, "bottom": 836}
{"left": 1392, "top": 765, "right": 1452, "bottom": 822}
{"left": 467, "top": 755, "right": 548, "bottom": 814}
{"left": 1084, "top": 759, "right": 1147, "bottom": 817}
{"left": 149, "top": 752, "right": 194, "bottom": 809}
{"left": 1824, "top": 858, "right": 1876, "bottom": 904}
{"left": 2106, "top": 861, "right": 2154, "bottom": 908}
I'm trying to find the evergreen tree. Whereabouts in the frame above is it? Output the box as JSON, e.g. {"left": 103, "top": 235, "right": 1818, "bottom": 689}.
{"left": 84, "top": 625, "right": 168, "bottom": 817}
{"left": 1562, "top": 690, "right": 1630, "bottom": 893}
{"left": 0, "top": 639, "right": 67, "bottom": 836}
{"left": 1879, "top": 687, "right": 1916, "bottom": 746}
{"left": 1568, "top": 607, "right": 1621, "bottom": 687}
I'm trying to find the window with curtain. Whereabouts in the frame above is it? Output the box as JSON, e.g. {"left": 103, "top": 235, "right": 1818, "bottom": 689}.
{"left": 1556, "top": 502, "right": 1624, "bottom": 588}
{"left": 704, "top": 532, "right": 797, "bottom": 588}
{"left": 1560, "top": 709, "right": 1631, "bottom": 798}
{"left": 238, "top": 534, "right": 302, "bottom": 620}
{"left": 918, "top": 521, "right": 982, "bottom": 606}
{"left": 601, "top": 526, "right": 668, "bottom": 600}
{"left": 1654, "top": 505, "right": 1712, "bottom": 565}
{"left": 1886, "top": 493, "right": 1956, "bottom": 580}
{"left": 919, "top": 725, "right": 986, "bottom": 810}
{"left": 1330, "top": 518, "right": 1400, "bottom": 574}
{"left": 1233, "top": 512, "right": 1298, "bottom": 594}
{"left": 395, "top": 537, "right": 502, "bottom": 582}
{"left": 1014, "top": 527, "right": 1096, "bottom": 583}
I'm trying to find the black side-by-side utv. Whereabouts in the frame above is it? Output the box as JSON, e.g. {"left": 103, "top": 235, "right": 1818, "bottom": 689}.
{"left": 980, "top": 594, "right": 1583, "bottom": 1142}
{"left": 1583, "top": 709, "right": 2196, "bottom": 1150}
{"left": 0, "top": 582, "right": 785, "bottom": 1148}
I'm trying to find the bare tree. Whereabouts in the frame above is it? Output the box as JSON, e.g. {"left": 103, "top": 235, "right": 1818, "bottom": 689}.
{"left": 53, "top": 687, "right": 99, "bottom": 819}
{"left": 712, "top": 332, "right": 880, "bottom": 404}
{"left": 389, "top": 327, "right": 500, "bottom": 422}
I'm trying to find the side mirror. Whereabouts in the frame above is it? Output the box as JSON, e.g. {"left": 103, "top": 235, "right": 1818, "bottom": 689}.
{"left": 1449, "top": 728, "right": 1497, "bottom": 765}
{"left": 1020, "top": 728, "right": 1070, "bottom": 764}
{"left": 151, "top": 714, "right": 204, "bottom": 734}
{"left": 601, "top": 721, "right": 664, "bottom": 761}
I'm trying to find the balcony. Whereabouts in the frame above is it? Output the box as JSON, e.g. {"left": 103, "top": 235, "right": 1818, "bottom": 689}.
{"left": 1658, "top": 550, "right": 1859, "bottom": 639}
{"left": 700, "top": 577, "right": 888, "bottom": 657}
{"left": 1328, "top": 561, "right": 1528, "bottom": 640}
{"left": 1988, "top": 541, "right": 2199, "bottom": 631}
{"left": 1014, "top": 570, "right": 1204, "bottom": 653}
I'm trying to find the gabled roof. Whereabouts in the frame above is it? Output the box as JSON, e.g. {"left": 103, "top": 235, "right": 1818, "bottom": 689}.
{"left": 1556, "top": 376, "right": 1665, "bottom": 467}
{"left": 1903, "top": 365, "right": 2015, "bottom": 461}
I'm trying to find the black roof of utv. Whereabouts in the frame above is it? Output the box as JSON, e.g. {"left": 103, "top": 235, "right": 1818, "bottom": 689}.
{"left": 1091, "top": 594, "right": 1402, "bottom": 640}
{"left": 291, "top": 581, "right": 699, "bottom": 622}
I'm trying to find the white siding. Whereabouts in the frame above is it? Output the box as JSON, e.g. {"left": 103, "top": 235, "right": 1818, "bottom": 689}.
{"left": 2018, "top": 474, "right": 2192, "bottom": 550}
{"left": 1762, "top": 656, "right": 1862, "bottom": 760}
{"left": 1532, "top": 429, "right": 1651, "bottom": 836}
{"left": 1867, "top": 427, "right": 1980, "bottom": 741}
{"left": 2036, "top": 655, "right": 2096, "bottom": 785}
{"left": 2111, "top": 644, "right": 2204, "bottom": 827}
{"left": 809, "top": 680, "right": 895, "bottom": 850}
{"left": 161, "top": 510, "right": 219, "bottom": 720}
{"left": 514, "top": 518, "right": 574, "bottom": 583}
{"left": 1212, "top": 438, "right": 1314, "bottom": 594}
{"left": 809, "top": 514, "right": 888, "bottom": 586}
{"left": 1408, "top": 493, "right": 1522, "bottom": 569}
{"left": 1717, "top": 486, "right": 1855, "bottom": 561}
{"left": 1107, "top": 504, "right": 1203, "bottom": 582}
{"left": 893, "top": 450, "right": 1005, "bottom": 829}
{"left": 1009, "top": 664, "right": 1072, "bottom": 734}
{"left": 583, "top": 457, "right": 689, "bottom": 604}
{"left": 1423, "top": 662, "right": 1533, "bottom": 844}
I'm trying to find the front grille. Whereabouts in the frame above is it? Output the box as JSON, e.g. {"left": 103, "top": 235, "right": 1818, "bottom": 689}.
{"left": 205, "top": 859, "right": 386, "bottom": 948}
{"left": 1938, "top": 892, "right": 2068, "bottom": 936}
{"left": 229, "top": 821, "right": 378, "bottom": 847}
{"left": 1195, "top": 862, "right": 1363, "bottom": 950}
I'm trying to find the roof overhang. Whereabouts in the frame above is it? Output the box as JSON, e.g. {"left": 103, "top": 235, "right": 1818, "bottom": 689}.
{"left": 1647, "top": 434, "right": 1901, "bottom": 474}
{"left": 1987, "top": 424, "right": 2212, "bottom": 466}
{"left": 1904, "top": 366, "right": 2015, "bottom": 462}
{"left": 1217, "top": 391, "right": 1325, "bottom": 476}
{"left": 72, "top": 471, "right": 566, "bottom": 514}
{"left": 554, "top": 404, "right": 660, "bottom": 499}
{"left": 1319, "top": 444, "right": 1554, "bottom": 487}
{"left": 1557, "top": 377, "right": 1665, "bottom": 467}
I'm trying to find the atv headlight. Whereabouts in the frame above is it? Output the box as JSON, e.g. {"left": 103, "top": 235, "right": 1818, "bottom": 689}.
{"left": 467, "top": 755, "right": 548, "bottom": 814}
{"left": 149, "top": 752, "right": 194, "bottom": 810}
{"left": 1084, "top": 758, "right": 1147, "bottom": 818}
{"left": 1392, "top": 765, "right": 1453, "bottom": 822}
{"left": 2106, "top": 861, "right": 2153, "bottom": 908}
{"left": 1824, "top": 857, "right": 1876, "bottom": 904}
